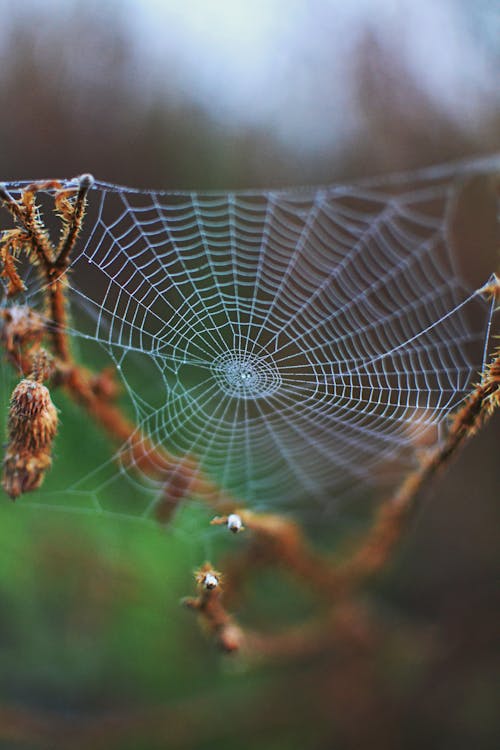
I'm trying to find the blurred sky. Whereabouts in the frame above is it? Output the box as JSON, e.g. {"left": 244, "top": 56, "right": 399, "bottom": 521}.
{"left": 0, "top": 0, "right": 499, "bottom": 185}
{"left": 126, "top": 0, "right": 499, "bottom": 153}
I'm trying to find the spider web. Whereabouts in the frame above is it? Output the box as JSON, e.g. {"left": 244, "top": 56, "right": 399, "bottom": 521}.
{"left": 1, "top": 155, "right": 499, "bottom": 526}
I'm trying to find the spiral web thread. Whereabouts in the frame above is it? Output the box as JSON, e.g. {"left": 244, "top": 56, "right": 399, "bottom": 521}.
{"left": 2, "top": 155, "right": 499, "bottom": 524}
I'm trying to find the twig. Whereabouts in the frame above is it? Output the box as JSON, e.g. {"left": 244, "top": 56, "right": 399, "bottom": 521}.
{"left": 183, "top": 563, "right": 242, "bottom": 652}
{"left": 0, "top": 177, "right": 92, "bottom": 360}
{"left": 0, "top": 181, "right": 54, "bottom": 265}
{"left": 54, "top": 174, "right": 94, "bottom": 267}
{"left": 0, "top": 180, "right": 237, "bottom": 515}
{"left": 334, "top": 344, "right": 500, "bottom": 589}
{"left": 213, "top": 346, "right": 500, "bottom": 608}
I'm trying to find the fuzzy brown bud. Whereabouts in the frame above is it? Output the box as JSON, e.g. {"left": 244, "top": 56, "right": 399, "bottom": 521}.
{"left": 2, "top": 378, "right": 58, "bottom": 499}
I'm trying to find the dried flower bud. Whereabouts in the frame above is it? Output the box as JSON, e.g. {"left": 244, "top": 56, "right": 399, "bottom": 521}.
{"left": 2, "top": 377, "right": 58, "bottom": 499}
{"left": 195, "top": 563, "right": 222, "bottom": 591}
{"left": 7, "top": 379, "right": 58, "bottom": 450}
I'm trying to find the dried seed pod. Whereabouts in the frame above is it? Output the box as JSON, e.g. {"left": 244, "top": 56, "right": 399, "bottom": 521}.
{"left": 7, "top": 378, "right": 58, "bottom": 451}
{"left": 2, "top": 377, "right": 58, "bottom": 499}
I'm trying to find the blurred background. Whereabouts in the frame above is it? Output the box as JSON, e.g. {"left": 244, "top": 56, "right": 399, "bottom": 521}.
{"left": 0, "top": 1, "right": 498, "bottom": 748}
{"left": 1, "top": 0, "right": 499, "bottom": 188}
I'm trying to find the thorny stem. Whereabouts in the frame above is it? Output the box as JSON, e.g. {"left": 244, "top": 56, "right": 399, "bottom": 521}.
{"left": 46, "top": 177, "right": 93, "bottom": 361}
{"left": 0, "top": 178, "right": 92, "bottom": 361}
{"left": 47, "top": 276, "right": 71, "bottom": 361}
{"left": 54, "top": 174, "right": 94, "bottom": 267}
{"left": 336, "top": 343, "right": 500, "bottom": 589}
{"left": 183, "top": 563, "right": 242, "bottom": 652}
{"left": 0, "top": 182, "right": 53, "bottom": 266}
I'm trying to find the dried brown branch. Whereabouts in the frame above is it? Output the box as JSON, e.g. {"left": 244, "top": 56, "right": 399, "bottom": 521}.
{"left": 0, "top": 181, "right": 54, "bottom": 266}
{"left": 0, "top": 178, "right": 92, "bottom": 360}
{"left": 53, "top": 174, "right": 94, "bottom": 267}
{"left": 183, "top": 562, "right": 243, "bottom": 652}
{"left": 213, "top": 509, "right": 344, "bottom": 597}
{"left": 0, "top": 236, "right": 26, "bottom": 296}
{"left": 335, "top": 344, "right": 500, "bottom": 590}
{"left": 242, "top": 600, "right": 378, "bottom": 664}
{"left": 191, "top": 345, "right": 499, "bottom": 658}
{"left": 208, "top": 345, "right": 500, "bottom": 643}
{"left": 0, "top": 179, "right": 236, "bottom": 515}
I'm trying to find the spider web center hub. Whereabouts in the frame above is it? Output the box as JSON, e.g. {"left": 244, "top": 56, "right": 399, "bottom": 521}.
{"left": 211, "top": 350, "right": 282, "bottom": 399}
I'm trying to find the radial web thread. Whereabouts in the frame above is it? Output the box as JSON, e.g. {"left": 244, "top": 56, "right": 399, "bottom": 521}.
{"left": 1, "top": 155, "right": 499, "bottom": 524}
